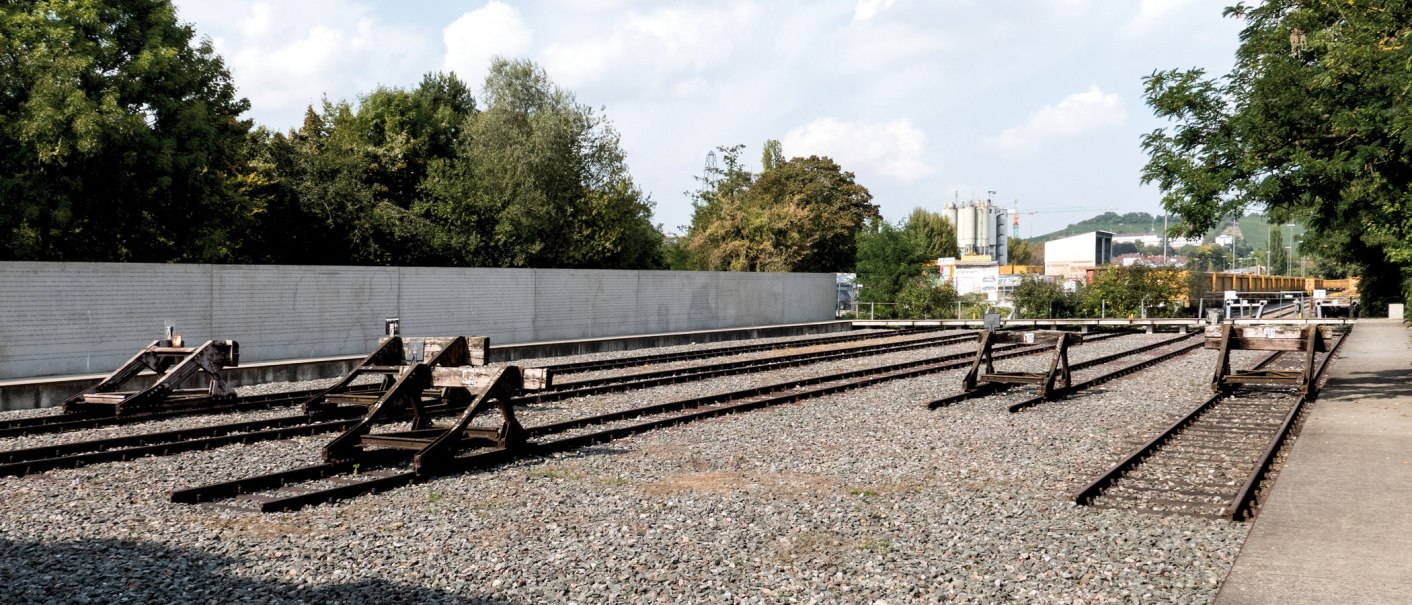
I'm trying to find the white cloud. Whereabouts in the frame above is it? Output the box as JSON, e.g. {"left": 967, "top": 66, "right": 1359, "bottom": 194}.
{"left": 995, "top": 85, "right": 1125, "bottom": 154}
{"left": 1123, "top": 0, "right": 1199, "bottom": 35}
{"left": 541, "top": 3, "right": 758, "bottom": 93}
{"left": 853, "top": 0, "right": 897, "bottom": 22}
{"left": 782, "top": 117, "right": 934, "bottom": 182}
{"left": 442, "top": 1, "right": 535, "bottom": 86}
{"left": 172, "top": 0, "right": 434, "bottom": 129}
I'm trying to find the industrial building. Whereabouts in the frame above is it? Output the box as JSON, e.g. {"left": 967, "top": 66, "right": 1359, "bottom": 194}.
{"left": 1044, "top": 231, "right": 1114, "bottom": 280}
{"left": 942, "top": 199, "right": 1008, "bottom": 264}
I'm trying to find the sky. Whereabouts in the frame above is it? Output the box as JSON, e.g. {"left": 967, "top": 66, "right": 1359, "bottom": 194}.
{"left": 170, "top": 0, "right": 1245, "bottom": 238}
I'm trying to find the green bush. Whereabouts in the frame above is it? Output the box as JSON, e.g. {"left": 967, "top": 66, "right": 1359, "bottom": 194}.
{"left": 1010, "top": 275, "right": 1084, "bottom": 318}
{"left": 894, "top": 278, "right": 959, "bottom": 319}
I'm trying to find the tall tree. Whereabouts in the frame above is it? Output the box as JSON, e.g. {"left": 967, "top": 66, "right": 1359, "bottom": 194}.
{"left": 760, "top": 139, "right": 784, "bottom": 172}
{"left": 901, "top": 208, "right": 959, "bottom": 261}
{"left": 420, "top": 58, "right": 662, "bottom": 269}
{"left": 1007, "top": 237, "right": 1042, "bottom": 266}
{"left": 1, "top": 0, "right": 252, "bottom": 262}
{"left": 682, "top": 143, "right": 878, "bottom": 272}
{"left": 1140, "top": 1, "right": 1412, "bottom": 307}
{"left": 1268, "top": 225, "right": 1288, "bottom": 276}
{"left": 854, "top": 218, "right": 920, "bottom": 309}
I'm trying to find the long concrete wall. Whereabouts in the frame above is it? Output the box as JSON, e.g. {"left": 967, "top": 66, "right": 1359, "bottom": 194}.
{"left": 0, "top": 262, "right": 835, "bottom": 380}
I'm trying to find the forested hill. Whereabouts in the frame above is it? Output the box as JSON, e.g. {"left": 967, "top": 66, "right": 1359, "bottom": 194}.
{"left": 1030, "top": 212, "right": 1181, "bottom": 242}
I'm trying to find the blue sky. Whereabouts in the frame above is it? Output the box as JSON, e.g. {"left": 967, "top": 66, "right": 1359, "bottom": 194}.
{"left": 171, "top": 0, "right": 1244, "bottom": 238}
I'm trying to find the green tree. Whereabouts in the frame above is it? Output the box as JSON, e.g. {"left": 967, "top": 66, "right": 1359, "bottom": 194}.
{"left": 1267, "top": 226, "right": 1288, "bottom": 275}
{"left": 420, "top": 58, "right": 662, "bottom": 269}
{"left": 682, "top": 143, "right": 877, "bottom": 272}
{"left": 1, "top": 0, "right": 252, "bottom": 262}
{"left": 901, "top": 208, "right": 959, "bottom": 261}
{"left": 761, "top": 139, "right": 784, "bottom": 172}
{"left": 854, "top": 218, "right": 920, "bottom": 312}
{"left": 1082, "top": 266, "right": 1186, "bottom": 317}
{"left": 1007, "top": 236, "right": 1042, "bottom": 266}
{"left": 1186, "top": 243, "right": 1230, "bottom": 272}
{"left": 895, "top": 277, "right": 959, "bottom": 319}
{"left": 1140, "top": 1, "right": 1412, "bottom": 308}
{"left": 1010, "top": 275, "right": 1081, "bottom": 318}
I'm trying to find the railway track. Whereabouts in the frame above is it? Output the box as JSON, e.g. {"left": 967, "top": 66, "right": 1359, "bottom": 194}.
{"left": 532, "top": 330, "right": 984, "bottom": 401}
{"left": 1071, "top": 331, "right": 1347, "bottom": 520}
{"left": 923, "top": 331, "right": 1207, "bottom": 412}
{"left": 0, "top": 331, "right": 1114, "bottom": 479}
{"left": 0, "top": 327, "right": 933, "bottom": 440}
{"left": 0, "top": 387, "right": 382, "bottom": 440}
{"left": 539, "top": 326, "right": 944, "bottom": 374}
{"left": 171, "top": 332, "right": 1131, "bottom": 512}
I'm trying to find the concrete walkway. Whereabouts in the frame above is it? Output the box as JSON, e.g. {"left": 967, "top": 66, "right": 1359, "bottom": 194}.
{"left": 1216, "top": 319, "right": 1412, "bottom": 604}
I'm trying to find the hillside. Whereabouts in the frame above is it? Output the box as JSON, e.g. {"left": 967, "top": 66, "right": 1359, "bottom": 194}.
{"left": 1030, "top": 212, "right": 1182, "bottom": 242}
{"left": 1029, "top": 211, "right": 1304, "bottom": 246}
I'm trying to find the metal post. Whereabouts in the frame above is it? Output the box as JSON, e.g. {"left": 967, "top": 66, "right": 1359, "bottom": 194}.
{"left": 1101, "top": 299, "right": 1106, "bottom": 319}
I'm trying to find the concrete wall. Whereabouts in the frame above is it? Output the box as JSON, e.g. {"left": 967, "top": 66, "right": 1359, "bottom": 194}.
{"left": 0, "top": 262, "right": 835, "bottom": 380}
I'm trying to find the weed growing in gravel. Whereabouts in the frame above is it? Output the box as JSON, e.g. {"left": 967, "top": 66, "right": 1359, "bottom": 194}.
{"left": 857, "top": 538, "right": 891, "bottom": 552}
{"left": 428, "top": 492, "right": 445, "bottom": 503}
{"left": 848, "top": 488, "right": 880, "bottom": 497}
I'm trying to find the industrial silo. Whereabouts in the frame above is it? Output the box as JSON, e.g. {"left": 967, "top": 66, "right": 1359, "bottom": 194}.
{"left": 975, "top": 200, "right": 992, "bottom": 256}
{"left": 942, "top": 202, "right": 958, "bottom": 233}
{"left": 958, "top": 201, "right": 976, "bottom": 254}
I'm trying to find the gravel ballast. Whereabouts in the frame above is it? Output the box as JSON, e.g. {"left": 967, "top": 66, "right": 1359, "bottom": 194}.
{"left": 0, "top": 329, "right": 1261, "bottom": 604}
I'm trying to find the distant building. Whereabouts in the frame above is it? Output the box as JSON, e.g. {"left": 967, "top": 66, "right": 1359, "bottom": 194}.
{"left": 1044, "top": 231, "right": 1114, "bottom": 280}
{"left": 1112, "top": 233, "right": 1204, "bottom": 249}
{"left": 835, "top": 273, "right": 857, "bottom": 311}
{"left": 941, "top": 199, "right": 1009, "bottom": 264}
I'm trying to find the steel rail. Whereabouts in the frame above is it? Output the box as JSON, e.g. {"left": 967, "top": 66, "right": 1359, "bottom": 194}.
{"left": 0, "top": 387, "right": 382, "bottom": 440}
{"left": 1070, "top": 332, "right": 1345, "bottom": 520}
{"left": 0, "top": 418, "right": 360, "bottom": 478}
{"left": 173, "top": 333, "right": 1136, "bottom": 511}
{"left": 0, "top": 333, "right": 1023, "bottom": 477}
{"left": 1224, "top": 329, "right": 1348, "bottom": 520}
{"left": 533, "top": 331, "right": 1125, "bottom": 404}
{"left": 538, "top": 327, "right": 943, "bottom": 374}
{"left": 923, "top": 332, "right": 1197, "bottom": 410}
{"left": 532, "top": 332, "right": 982, "bottom": 402}
{"left": 1006, "top": 337, "right": 1206, "bottom": 412}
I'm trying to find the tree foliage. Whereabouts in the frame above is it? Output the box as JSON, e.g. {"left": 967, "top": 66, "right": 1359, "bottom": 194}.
{"left": 901, "top": 208, "right": 959, "bottom": 261}
{"left": 1, "top": 0, "right": 252, "bottom": 262}
{"left": 894, "top": 277, "right": 958, "bottom": 319}
{"left": 1007, "top": 236, "right": 1042, "bottom": 265}
{"left": 1010, "top": 275, "right": 1082, "bottom": 318}
{"left": 0, "top": 2, "right": 664, "bottom": 270}
{"left": 854, "top": 209, "right": 963, "bottom": 316}
{"left": 419, "top": 59, "right": 662, "bottom": 268}
{"left": 854, "top": 219, "right": 918, "bottom": 308}
{"left": 1082, "top": 266, "right": 1186, "bottom": 317}
{"left": 1140, "top": 1, "right": 1412, "bottom": 306}
{"left": 681, "top": 143, "right": 877, "bottom": 272}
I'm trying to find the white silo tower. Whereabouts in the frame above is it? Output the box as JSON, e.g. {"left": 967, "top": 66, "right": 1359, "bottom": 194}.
{"left": 942, "top": 202, "right": 958, "bottom": 233}
{"left": 975, "top": 200, "right": 992, "bottom": 257}
{"left": 958, "top": 201, "right": 977, "bottom": 254}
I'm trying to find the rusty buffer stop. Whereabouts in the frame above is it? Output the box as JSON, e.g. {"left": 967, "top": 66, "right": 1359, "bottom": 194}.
{"left": 1206, "top": 324, "right": 1330, "bottom": 398}
{"left": 962, "top": 330, "right": 1075, "bottom": 400}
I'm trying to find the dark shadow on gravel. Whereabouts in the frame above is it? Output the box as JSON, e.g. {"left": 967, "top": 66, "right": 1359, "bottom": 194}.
{"left": 0, "top": 536, "right": 508, "bottom": 605}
